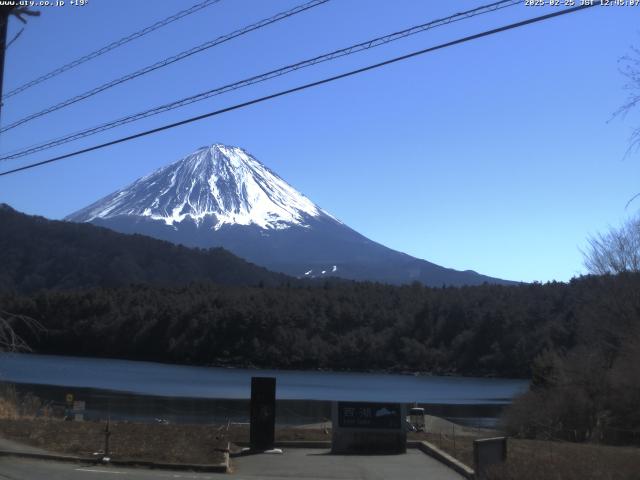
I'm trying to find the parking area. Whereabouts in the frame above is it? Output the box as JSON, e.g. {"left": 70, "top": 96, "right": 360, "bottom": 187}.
{"left": 229, "top": 448, "right": 465, "bottom": 480}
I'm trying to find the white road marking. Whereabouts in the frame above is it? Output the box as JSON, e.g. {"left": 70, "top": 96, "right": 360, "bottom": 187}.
{"left": 75, "top": 468, "right": 212, "bottom": 479}
{"left": 75, "top": 469, "right": 126, "bottom": 474}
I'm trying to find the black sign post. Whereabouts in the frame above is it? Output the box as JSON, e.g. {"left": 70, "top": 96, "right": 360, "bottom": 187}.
{"left": 250, "top": 376, "right": 276, "bottom": 451}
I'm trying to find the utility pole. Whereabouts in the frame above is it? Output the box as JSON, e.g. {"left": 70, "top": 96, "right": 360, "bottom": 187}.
{"left": 0, "top": 7, "right": 11, "bottom": 123}
{"left": 0, "top": 6, "right": 40, "bottom": 124}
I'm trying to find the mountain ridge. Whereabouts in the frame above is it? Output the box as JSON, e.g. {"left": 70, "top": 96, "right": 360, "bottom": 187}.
{"left": 66, "top": 143, "right": 515, "bottom": 287}
{"left": 0, "top": 204, "right": 292, "bottom": 291}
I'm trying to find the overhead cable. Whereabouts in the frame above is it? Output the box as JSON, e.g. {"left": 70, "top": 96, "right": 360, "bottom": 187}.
{"left": 0, "top": 0, "right": 519, "bottom": 158}
{"left": 0, "top": 0, "right": 330, "bottom": 133}
{"left": 0, "top": 3, "right": 597, "bottom": 178}
{"left": 2, "top": 0, "right": 224, "bottom": 100}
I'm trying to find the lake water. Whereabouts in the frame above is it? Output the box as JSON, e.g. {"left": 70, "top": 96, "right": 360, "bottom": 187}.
{"left": 0, "top": 353, "right": 529, "bottom": 427}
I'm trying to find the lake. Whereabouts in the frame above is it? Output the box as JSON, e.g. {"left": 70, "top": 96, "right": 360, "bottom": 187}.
{"left": 0, "top": 353, "right": 529, "bottom": 427}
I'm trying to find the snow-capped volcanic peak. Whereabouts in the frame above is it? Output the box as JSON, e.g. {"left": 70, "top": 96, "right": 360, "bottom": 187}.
{"left": 68, "top": 144, "right": 333, "bottom": 230}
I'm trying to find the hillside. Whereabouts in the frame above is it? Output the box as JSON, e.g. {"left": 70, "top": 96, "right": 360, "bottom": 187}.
{"left": 0, "top": 204, "right": 291, "bottom": 291}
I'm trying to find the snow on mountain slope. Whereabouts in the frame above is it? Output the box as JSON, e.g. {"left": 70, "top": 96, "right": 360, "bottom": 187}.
{"left": 67, "top": 144, "right": 337, "bottom": 231}
{"left": 66, "top": 143, "right": 515, "bottom": 287}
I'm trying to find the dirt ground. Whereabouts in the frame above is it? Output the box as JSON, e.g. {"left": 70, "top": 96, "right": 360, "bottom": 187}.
{"left": 489, "top": 439, "right": 640, "bottom": 480}
{"left": 1, "top": 418, "right": 638, "bottom": 478}
{"left": 0, "top": 418, "right": 228, "bottom": 465}
{"left": 278, "top": 420, "right": 640, "bottom": 479}
{"left": 0, "top": 419, "right": 330, "bottom": 464}
{"left": 414, "top": 428, "right": 640, "bottom": 480}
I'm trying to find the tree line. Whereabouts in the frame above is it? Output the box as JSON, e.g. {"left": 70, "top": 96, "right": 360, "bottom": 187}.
{"left": 2, "top": 273, "right": 637, "bottom": 381}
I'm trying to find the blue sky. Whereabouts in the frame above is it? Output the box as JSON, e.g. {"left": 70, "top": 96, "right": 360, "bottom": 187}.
{"left": 0, "top": 0, "right": 638, "bottom": 283}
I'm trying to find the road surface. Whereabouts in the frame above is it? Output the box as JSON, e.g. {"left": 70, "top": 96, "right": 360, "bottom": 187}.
{"left": 0, "top": 449, "right": 464, "bottom": 480}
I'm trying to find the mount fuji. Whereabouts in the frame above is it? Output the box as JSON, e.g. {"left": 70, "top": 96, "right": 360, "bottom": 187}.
{"left": 66, "top": 144, "right": 511, "bottom": 286}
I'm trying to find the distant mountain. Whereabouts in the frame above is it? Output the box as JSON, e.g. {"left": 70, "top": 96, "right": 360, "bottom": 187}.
{"left": 0, "top": 204, "right": 290, "bottom": 291}
{"left": 66, "top": 144, "right": 514, "bottom": 287}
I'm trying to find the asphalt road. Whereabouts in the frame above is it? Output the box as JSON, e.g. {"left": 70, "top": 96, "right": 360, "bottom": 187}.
{"left": 231, "top": 449, "right": 464, "bottom": 479}
{"left": 0, "top": 449, "right": 464, "bottom": 480}
{"left": 0, "top": 457, "right": 218, "bottom": 480}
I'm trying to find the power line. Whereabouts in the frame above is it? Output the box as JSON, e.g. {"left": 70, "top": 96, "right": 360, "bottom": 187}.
{"left": 1, "top": 0, "right": 223, "bottom": 101}
{"left": 0, "top": 0, "right": 520, "bottom": 160}
{"left": 0, "top": 3, "right": 597, "bottom": 178}
{"left": 0, "top": 0, "right": 330, "bottom": 134}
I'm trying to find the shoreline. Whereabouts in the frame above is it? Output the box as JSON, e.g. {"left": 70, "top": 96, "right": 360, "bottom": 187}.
{"left": 6, "top": 382, "right": 508, "bottom": 429}
{"left": 1, "top": 351, "right": 532, "bottom": 381}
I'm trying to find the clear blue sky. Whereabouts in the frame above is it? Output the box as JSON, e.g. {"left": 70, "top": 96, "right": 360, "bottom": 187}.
{"left": 1, "top": 0, "right": 639, "bottom": 283}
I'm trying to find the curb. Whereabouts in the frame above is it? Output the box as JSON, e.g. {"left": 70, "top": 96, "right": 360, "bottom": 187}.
{"left": 0, "top": 449, "right": 230, "bottom": 473}
{"left": 233, "top": 440, "right": 473, "bottom": 479}
{"left": 0, "top": 451, "right": 95, "bottom": 464}
{"left": 274, "top": 440, "right": 332, "bottom": 448}
{"left": 235, "top": 440, "right": 332, "bottom": 449}
{"left": 413, "top": 441, "right": 475, "bottom": 479}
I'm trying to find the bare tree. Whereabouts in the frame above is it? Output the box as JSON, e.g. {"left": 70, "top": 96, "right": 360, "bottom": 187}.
{"left": 0, "top": 310, "right": 43, "bottom": 352}
{"left": 583, "top": 215, "right": 640, "bottom": 275}
{"left": 616, "top": 45, "right": 640, "bottom": 155}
